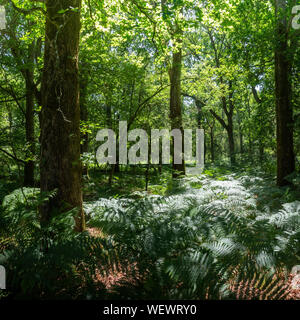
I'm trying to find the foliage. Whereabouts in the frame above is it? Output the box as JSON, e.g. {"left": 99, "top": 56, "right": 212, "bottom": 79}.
{"left": 0, "top": 0, "right": 299, "bottom": 301}
{"left": 1, "top": 171, "right": 299, "bottom": 300}
{"left": 87, "top": 172, "right": 300, "bottom": 299}
{"left": 0, "top": 188, "right": 118, "bottom": 299}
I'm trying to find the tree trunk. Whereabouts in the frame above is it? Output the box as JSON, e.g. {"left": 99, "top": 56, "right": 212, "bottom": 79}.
{"left": 227, "top": 85, "right": 235, "bottom": 165}
{"left": 23, "top": 41, "right": 35, "bottom": 187}
{"left": 248, "top": 131, "right": 253, "bottom": 163}
{"left": 275, "top": 0, "right": 295, "bottom": 186}
{"left": 169, "top": 48, "right": 185, "bottom": 178}
{"left": 237, "top": 111, "right": 244, "bottom": 155}
{"left": 196, "top": 100, "right": 202, "bottom": 129}
{"left": 40, "top": 0, "right": 85, "bottom": 231}
{"left": 145, "top": 130, "right": 151, "bottom": 191}
{"left": 210, "top": 126, "right": 215, "bottom": 163}
{"left": 240, "top": 132, "right": 244, "bottom": 155}
{"left": 24, "top": 77, "right": 35, "bottom": 187}
{"left": 79, "top": 70, "right": 89, "bottom": 177}
{"left": 259, "top": 143, "right": 264, "bottom": 163}
{"left": 210, "top": 82, "right": 235, "bottom": 166}
{"left": 7, "top": 34, "right": 36, "bottom": 186}
{"left": 227, "top": 117, "right": 235, "bottom": 165}
{"left": 210, "top": 106, "right": 235, "bottom": 165}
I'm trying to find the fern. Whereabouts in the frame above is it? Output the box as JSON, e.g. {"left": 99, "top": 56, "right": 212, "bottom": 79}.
{"left": 1, "top": 171, "right": 299, "bottom": 300}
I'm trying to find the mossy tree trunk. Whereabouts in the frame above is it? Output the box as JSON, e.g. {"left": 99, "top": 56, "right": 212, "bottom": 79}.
{"left": 169, "top": 48, "right": 185, "bottom": 178}
{"left": 275, "top": 0, "right": 295, "bottom": 186}
{"left": 40, "top": 0, "right": 85, "bottom": 231}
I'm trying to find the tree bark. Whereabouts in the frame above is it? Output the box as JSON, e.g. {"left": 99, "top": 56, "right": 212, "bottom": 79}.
{"left": 237, "top": 111, "right": 244, "bottom": 155}
{"left": 6, "top": 28, "right": 37, "bottom": 186}
{"left": 79, "top": 68, "right": 89, "bottom": 177}
{"left": 23, "top": 42, "right": 35, "bottom": 187}
{"left": 227, "top": 115, "right": 235, "bottom": 165}
{"left": 195, "top": 99, "right": 203, "bottom": 129}
{"left": 259, "top": 143, "right": 264, "bottom": 163}
{"left": 24, "top": 76, "right": 35, "bottom": 187}
{"left": 40, "top": 0, "right": 85, "bottom": 231}
{"left": 169, "top": 48, "right": 185, "bottom": 178}
{"left": 275, "top": 0, "right": 295, "bottom": 186}
{"left": 210, "top": 126, "right": 215, "bottom": 163}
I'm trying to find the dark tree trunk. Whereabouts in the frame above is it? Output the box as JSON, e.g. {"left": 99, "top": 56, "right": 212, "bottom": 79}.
{"left": 24, "top": 77, "right": 35, "bottom": 187}
{"left": 207, "top": 29, "right": 235, "bottom": 165}
{"left": 210, "top": 104, "right": 235, "bottom": 165}
{"left": 162, "top": 0, "right": 185, "bottom": 178}
{"left": 237, "top": 111, "right": 244, "bottom": 155}
{"left": 196, "top": 100, "right": 202, "bottom": 129}
{"left": 275, "top": 0, "right": 295, "bottom": 186}
{"left": 169, "top": 48, "right": 185, "bottom": 178}
{"left": 240, "top": 132, "right": 244, "bottom": 155}
{"left": 227, "top": 86, "right": 235, "bottom": 165}
{"left": 145, "top": 131, "right": 151, "bottom": 191}
{"left": 259, "top": 143, "right": 264, "bottom": 163}
{"left": 23, "top": 41, "right": 35, "bottom": 187}
{"left": 210, "top": 83, "right": 235, "bottom": 165}
{"left": 8, "top": 34, "right": 37, "bottom": 186}
{"left": 40, "top": 0, "right": 85, "bottom": 231}
{"left": 248, "top": 131, "right": 253, "bottom": 163}
{"left": 210, "top": 126, "right": 215, "bottom": 163}
{"left": 113, "top": 114, "right": 120, "bottom": 175}
{"left": 227, "top": 117, "right": 235, "bottom": 165}
{"left": 79, "top": 70, "right": 89, "bottom": 177}
{"left": 159, "top": 147, "right": 162, "bottom": 174}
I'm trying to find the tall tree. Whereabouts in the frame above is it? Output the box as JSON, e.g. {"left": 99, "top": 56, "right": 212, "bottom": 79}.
{"left": 162, "top": 0, "right": 185, "bottom": 177}
{"left": 169, "top": 43, "right": 185, "bottom": 177}
{"left": 3, "top": 11, "right": 42, "bottom": 186}
{"left": 274, "top": 0, "right": 295, "bottom": 186}
{"left": 206, "top": 28, "right": 236, "bottom": 165}
{"left": 23, "top": 40, "right": 35, "bottom": 187}
{"left": 79, "top": 61, "right": 89, "bottom": 177}
{"left": 40, "top": 0, "right": 85, "bottom": 231}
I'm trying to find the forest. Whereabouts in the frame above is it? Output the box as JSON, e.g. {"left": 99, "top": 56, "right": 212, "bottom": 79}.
{"left": 0, "top": 0, "right": 299, "bottom": 301}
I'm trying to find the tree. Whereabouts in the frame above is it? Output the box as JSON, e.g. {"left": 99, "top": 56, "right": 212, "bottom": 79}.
{"left": 1, "top": 5, "right": 43, "bottom": 186}
{"left": 274, "top": 0, "right": 295, "bottom": 186}
{"left": 205, "top": 28, "right": 236, "bottom": 165}
{"left": 40, "top": 0, "right": 85, "bottom": 231}
{"left": 162, "top": 0, "right": 185, "bottom": 177}
{"left": 169, "top": 39, "right": 185, "bottom": 177}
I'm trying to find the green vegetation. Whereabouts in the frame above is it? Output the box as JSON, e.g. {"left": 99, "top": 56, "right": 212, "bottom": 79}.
{"left": 0, "top": 0, "right": 299, "bottom": 300}
{"left": 1, "top": 167, "right": 300, "bottom": 300}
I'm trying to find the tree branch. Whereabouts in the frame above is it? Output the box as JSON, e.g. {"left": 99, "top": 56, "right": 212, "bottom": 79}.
{"left": 127, "top": 84, "right": 169, "bottom": 130}
{"left": 182, "top": 93, "right": 206, "bottom": 107}
{"left": 251, "top": 86, "right": 262, "bottom": 104}
{"left": 0, "top": 85, "right": 26, "bottom": 116}
{"left": 210, "top": 109, "right": 228, "bottom": 131}
{"left": 9, "top": 0, "right": 46, "bottom": 15}
{"left": 0, "top": 95, "right": 26, "bottom": 103}
{"left": 0, "top": 147, "right": 26, "bottom": 164}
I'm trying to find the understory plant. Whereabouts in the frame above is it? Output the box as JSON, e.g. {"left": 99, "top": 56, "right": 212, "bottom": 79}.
{"left": 1, "top": 173, "right": 299, "bottom": 300}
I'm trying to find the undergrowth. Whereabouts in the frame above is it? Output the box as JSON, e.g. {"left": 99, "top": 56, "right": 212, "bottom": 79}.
{"left": 0, "top": 167, "right": 299, "bottom": 300}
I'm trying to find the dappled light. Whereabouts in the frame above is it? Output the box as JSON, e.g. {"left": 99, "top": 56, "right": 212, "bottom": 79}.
{"left": 0, "top": 0, "right": 299, "bottom": 303}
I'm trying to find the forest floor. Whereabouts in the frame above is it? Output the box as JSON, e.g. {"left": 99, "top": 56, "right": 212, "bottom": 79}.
{"left": 83, "top": 166, "right": 300, "bottom": 299}
{"left": 1, "top": 165, "right": 299, "bottom": 299}
{"left": 84, "top": 166, "right": 299, "bottom": 218}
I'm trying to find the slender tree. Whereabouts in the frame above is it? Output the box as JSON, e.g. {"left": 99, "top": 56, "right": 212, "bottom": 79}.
{"left": 4, "top": 16, "right": 41, "bottom": 186}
